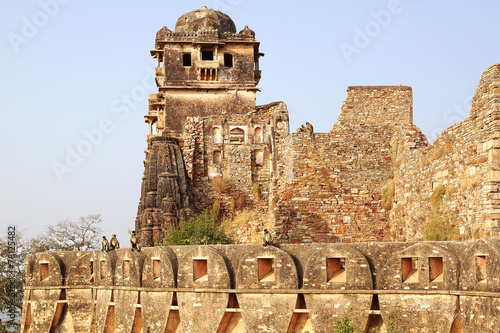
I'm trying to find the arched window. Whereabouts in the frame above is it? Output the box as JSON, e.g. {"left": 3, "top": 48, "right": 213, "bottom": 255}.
{"left": 254, "top": 127, "right": 263, "bottom": 143}
{"left": 229, "top": 128, "right": 245, "bottom": 144}
{"left": 212, "top": 127, "right": 223, "bottom": 143}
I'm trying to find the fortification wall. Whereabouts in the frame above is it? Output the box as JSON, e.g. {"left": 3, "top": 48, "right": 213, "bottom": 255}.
{"left": 391, "top": 64, "right": 500, "bottom": 240}
{"left": 273, "top": 126, "right": 394, "bottom": 243}
{"left": 21, "top": 239, "right": 500, "bottom": 332}
{"left": 271, "top": 86, "right": 413, "bottom": 244}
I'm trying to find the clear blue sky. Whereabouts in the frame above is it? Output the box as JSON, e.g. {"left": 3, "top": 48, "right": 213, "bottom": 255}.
{"left": 1, "top": 0, "right": 499, "bottom": 244}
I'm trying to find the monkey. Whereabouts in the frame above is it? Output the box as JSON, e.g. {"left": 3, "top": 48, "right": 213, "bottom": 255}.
{"left": 101, "top": 236, "right": 109, "bottom": 252}
{"left": 109, "top": 234, "right": 120, "bottom": 250}
{"left": 305, "top": 122, "right": 313, "bottom": 134}
{"left": 130, "top": 231, "right": 140, "bottom": 251}
{"left": 262, "top": 228, "right": 273, "bottom": 246}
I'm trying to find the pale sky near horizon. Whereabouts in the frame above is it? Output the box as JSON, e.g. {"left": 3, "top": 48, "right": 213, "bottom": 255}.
{"left": 0, "top": 0, "right": 499, "bottom": 245}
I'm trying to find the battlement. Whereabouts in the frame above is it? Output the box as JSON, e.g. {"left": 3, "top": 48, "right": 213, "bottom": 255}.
{"left": 21, "top": 240, "right": 500, "bottom": 332}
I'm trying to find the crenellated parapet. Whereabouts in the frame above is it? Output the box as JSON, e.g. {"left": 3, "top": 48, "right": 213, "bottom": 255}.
{"left": 20, "top": 240, "right": 500, "bottom": 332}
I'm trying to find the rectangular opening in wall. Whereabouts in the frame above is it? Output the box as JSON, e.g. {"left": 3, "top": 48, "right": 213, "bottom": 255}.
{"left": 326, "top": 257, "right": 346, "bottom": 283}
{"left": 193, "top": 259, "right": 208, "bottom": 281}
{"left": 475, "top": 255, "right": 487, "bottom": 283}
{"left": 258, "top": 257, "right": 275, "bottom": 282}
{"left": 201, "top": 50, "right": 214, "bottom": 61}
{"left": 255, "top": 149, "right": 264, "bottom": 166}
{"left": 90, "top": 260, "right": 94, "bottom": 283}
{"left": 153, "top": 259, "right": 161, "bottom": 280}
{"left": 213, "top": 150, "right": 222, "bottom": 164}
{"left": 224, "top": 53, "right": 233, "bottom": 67}
{"left": 429, "top": 257, "right": 444, "bottom": 282}
{"left": 100, "top": 260, "right": 105, "bottom": 280}
{"left": 182, "top": 53, "right": 191, "bottom": 67}
{"left": 123, "top": 260, "right": 130, "bottom": 279}
{"left": 40, "top": 263, "right": 49, "bottom": 281}
{"left": 402, "top": 257, "right": 418, "bottom": 283}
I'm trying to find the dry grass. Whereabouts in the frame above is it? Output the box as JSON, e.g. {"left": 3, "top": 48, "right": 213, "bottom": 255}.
{"left": 211, "top": 176, "right": 231, "bottom": 194}
{"left": 252, "top": 182, "right": 261, "bottom": 200}
{"left": 212, "top": 199, "right": 221, "bottom": 221}
{"left": 382, "top": 179, "right": 395, "bottom": 211}
{"left": 428, "top": 134, "right": 453, "bottom": 162}
{"left": 424, "top": 184, "right": 459, "bottom": 241}
{"left": 430, "top": 184, "right": 446, "bottom": 208}
{"left": 226, "top": 209, "right": 257, "bottom": 228}
{"left": 459, "top": 171, "right": 481, "bottom": 190}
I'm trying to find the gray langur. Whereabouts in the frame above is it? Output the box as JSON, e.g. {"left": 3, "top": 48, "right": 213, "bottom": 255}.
{"left": 109, "top": 234, "right": 120, "bottom": 250}
{"left": 130, "top": 231, "right": 140, "bottom": 251}
{"left": 262, "top": 228, "right": 273, "bottom": 246}
{"left": 101, "top": 236, "right": 109, "bottom": 252}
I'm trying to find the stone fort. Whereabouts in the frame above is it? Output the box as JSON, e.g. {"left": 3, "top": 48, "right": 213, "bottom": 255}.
{"left": 21, "top": 6, "right": 500, "bottom": 332}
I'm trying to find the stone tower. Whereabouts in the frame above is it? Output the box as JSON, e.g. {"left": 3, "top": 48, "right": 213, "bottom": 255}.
{"left": 136, "top": 7, "right": 266, "bottom": 247}
{"left": 146, "top": 6, "right": 263, "bottom": 139}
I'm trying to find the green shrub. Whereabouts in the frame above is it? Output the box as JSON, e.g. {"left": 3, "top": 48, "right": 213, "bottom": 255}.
{"left": 386, "top": 311, "right": 404, "bottom": 333}
{"left": 332, "top": 311, "right": 364, "bottom": 333}
{"left": 162, "top": 211, "right": 234, "bottom": 245}
{"left": 425, "top": 213, "right": 456, "bottom": 241}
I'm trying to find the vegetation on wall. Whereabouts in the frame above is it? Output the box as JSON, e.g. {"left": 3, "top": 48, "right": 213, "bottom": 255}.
{"left": 382, "top": 179, "right": 395, "bottom": 211}
{"left": 162, "top": 211, "right": 234, "bottom": 245}
{"left": 425, "top": 184, "right": 457, "bottom": 241}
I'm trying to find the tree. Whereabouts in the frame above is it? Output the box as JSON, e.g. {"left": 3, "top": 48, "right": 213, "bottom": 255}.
{"left": 0, "top": 214, "right": 103, "bottom": 331}
{"left": 162, "top": 211, "right": 234, "bottom": 245}
{"left": 42, "top": 214, "right": 104, "bottom": 251}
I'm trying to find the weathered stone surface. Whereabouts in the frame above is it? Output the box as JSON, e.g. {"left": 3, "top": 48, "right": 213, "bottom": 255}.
{"left": 379, "top": 294, "right": 460, "bottom": 333}
{"left": 305, "top": 294, "right": 372, "bottom": 332}
{"left": 175, "top": 246, "right": 231, "bottom": 332}
{"left": 18, "top": 241, "right": 500, "bottom": 332}
{"left": 141, "top": 291, "right": 173, "bottom": 333}
{"left": 238, "top": 294, "right": 296, "bottom": 332}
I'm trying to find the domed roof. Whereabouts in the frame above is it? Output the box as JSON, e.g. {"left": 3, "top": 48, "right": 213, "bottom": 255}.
{"left": 174, "top": 6, "right": 236, "bottom": 33}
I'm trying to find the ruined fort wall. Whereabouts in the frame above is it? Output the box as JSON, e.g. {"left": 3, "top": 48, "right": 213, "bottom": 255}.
{"left": 271, "top": 86, "right": 414, "bottom": 244}
{"left": 182, "top": 102, "right": 289, "bottom": 216}
{"left": 391, "top": 64, "right": 500, "bottom": 241}
{"left": 21, "top": 239, "right": 500, "bottom": 332}
{"left": 336, "top": 86, "right": 413, "bottom": 127}
{"left": 273, "top": 127, "right": 394, "bottom": 244}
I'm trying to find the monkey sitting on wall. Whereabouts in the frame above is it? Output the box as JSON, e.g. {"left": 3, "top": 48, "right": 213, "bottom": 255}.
{"left": 101, "top": 236, "right": 109, "bottom": 252}
{"left": 109, "top": 234, "right": 120, "bottom": 251}
{"left": 130, "top": 231, "right": 140, "bottom": 251}
{"left": 262, "top": 228, "right": 273, "bottom": 246}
